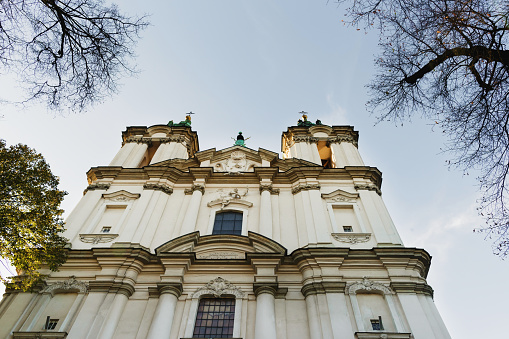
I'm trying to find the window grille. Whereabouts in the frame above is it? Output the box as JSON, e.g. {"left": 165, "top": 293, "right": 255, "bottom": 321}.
{"left": 193, "top": 298, "right": 235, "bottom": 338}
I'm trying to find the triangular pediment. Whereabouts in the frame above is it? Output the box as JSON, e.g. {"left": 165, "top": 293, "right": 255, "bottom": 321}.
{"left": 102, "top": 190, "right": 140, "bottom": 201}
{"left": 321, "top": 188, "right": 359, "bottom": 202}
{"left": 155, "top": 231, "right": 287, "bottom": 259}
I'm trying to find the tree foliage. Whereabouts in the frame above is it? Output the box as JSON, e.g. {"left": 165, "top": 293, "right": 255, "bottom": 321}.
{"left": 0, "top": 140, "right": 68, "bottom": 290}
{"left": 339, "top": 0, "right": 509, "bottom": 256}
{"left": 0, "top": 0, "right": 147, "bottom": 111}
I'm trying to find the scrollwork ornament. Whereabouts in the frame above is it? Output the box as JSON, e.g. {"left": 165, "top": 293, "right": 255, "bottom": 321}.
{"left": 292, "top": 184, "right": 321, "bottom": 194}
{"left": 192, "top": 277, "right": 245, "bottom": 298}
{"left": 43, "top": 276, "right": 88, "bottom": 294}
{"left": 345, "top": 277, "right": 394, "bottom": 295}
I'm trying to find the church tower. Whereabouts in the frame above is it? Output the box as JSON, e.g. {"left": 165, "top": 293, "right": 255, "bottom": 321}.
{"left": 0, "top": 116, "right": 451, "bottom": 339}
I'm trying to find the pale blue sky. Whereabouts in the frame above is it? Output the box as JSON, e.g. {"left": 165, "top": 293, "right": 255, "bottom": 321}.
{"left": 0, "top": 1, "right": 506, "bottom": 337}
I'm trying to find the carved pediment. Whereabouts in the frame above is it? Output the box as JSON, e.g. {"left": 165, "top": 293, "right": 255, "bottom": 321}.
{"left": 155, "top": 231, "right": 287, "bottom": 258}
{"left": 102, "top": 190, "right": 140, "bottom": 201}
{"left": 321, "top": 188, "right": 359, "bottom": 202}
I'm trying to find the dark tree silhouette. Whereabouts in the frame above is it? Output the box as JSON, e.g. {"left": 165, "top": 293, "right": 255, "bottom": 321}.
{"left": 0, "top": 0, "right": 147, "bottom": 111}
{"left": 339, "top": 0, "right": 509, "bottom": 256}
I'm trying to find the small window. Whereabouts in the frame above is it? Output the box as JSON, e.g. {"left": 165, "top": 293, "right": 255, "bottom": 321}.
{"left": 44, "top": 317, "right": 59, "bottom": 330}
{"left": 193, "top": 298, "right": 235, "bottom": 338}
{"left": 343, "top": 226, "right": 353, "bottom": 232}
{"left": 213, "top": 212, "right": 242, "bottom": 235}
{"left": 371, "top": 317, "right": 384, "bottom": 331}
{"left": 101, "top": 227, "right": 111, "bottom": 233}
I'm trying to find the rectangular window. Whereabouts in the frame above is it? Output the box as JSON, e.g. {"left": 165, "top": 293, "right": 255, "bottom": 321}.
{"left": 44, "top": 317, "right": 59, "bottom": 330}
{"left": 371, "top": 317, "right": 384, "bottom": 331}
{"left": 193, "top": 298, "right": 235, "bottom": 338}
{"left": 343, "top": 226, "right": 353, "bottom": 232}
{"left": 101, "top": 227, "right": 111, "bottom": 233}
{"left": 213, "top": 212, "right": 242, "bottom": 235}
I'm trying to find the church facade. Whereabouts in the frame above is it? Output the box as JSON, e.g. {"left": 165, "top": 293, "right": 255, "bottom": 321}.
{"left": 0, "top": 118, "right": 451, "bottom": 339}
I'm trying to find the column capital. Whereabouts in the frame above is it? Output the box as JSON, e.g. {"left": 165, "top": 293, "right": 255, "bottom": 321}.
{"left": 184, "top": 183, "right": 205, "bottom": 195}
{"left": 301, "top": 281, "right": 346, "bottom": 297}
{"left": 157, "top": 282, "right": 183, "bottom": 298}
{"left": 88, "top": 280, "right": 135, "bottom": 298}
{"left": 253, "top": 282, "right": 278, "bottom": 297}
{"left": 259, "top": 184, "right": 280, "bottom": 195}
{"left": 326, "top": 135, "right": 358, "bottom": 147}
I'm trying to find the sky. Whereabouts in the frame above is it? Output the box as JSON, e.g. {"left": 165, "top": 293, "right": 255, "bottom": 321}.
{"left": 0, "top": 1, "right": 507, "bottom": 338}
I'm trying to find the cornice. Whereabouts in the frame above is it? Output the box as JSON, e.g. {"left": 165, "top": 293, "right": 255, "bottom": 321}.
{"left": 390, "top": 282, "right": 434, "bottom": 298}
{"left": 88, "top": 280, "right": 135, "bottom": 297}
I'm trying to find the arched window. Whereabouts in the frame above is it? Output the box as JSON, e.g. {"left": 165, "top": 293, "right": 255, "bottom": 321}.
{"left": 212, "top": 212, "right": 243, "bottom": 235}
{"left": 193, "top": 298, "right": 236, "bottom": 338}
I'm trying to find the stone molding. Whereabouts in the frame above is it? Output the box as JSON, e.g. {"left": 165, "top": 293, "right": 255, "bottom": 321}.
{"left": 327, "top": 135, "right": 359, "bottom": 148}
{"left": 192, "top": 277, "right": 245, "bottom": 299}
{"left": 354, "top": 333, "right": 412, "bottom": 339}
{"left": 390, "top": 282, "right": 434, "bottom": 298}
{"left": 301, "top": 281, "right": 346, "bottom": 297}
{"left": 143, "top": 183, "right": 173, "bottom": 195}
{"left": 124, "top": 136, "right": 153, "bottom": 145}
{"left": 253, "top": 282, "right": 278, "bottom": 297}
{"left": 79, "top": 234, "right": 119, "bottom": 244}
{"left": 157, "top": 136, "right": 187, "bottom": 144}
{"left": 346, "top": 278, "right": 394, "bottom": 295}
{"left": 354, "top": 183, "right": 382, "bottom": 195}
{"left": 184, "top": 184, "right": 205, "bottom": 195}
{"left": 196, "top": 251, "right": 244, "bottom": 259}
{"left": 43, "top": 276, "right": 88, "bottom": 294}
{"left": 332, "top": 233, "right": 371, "bottom": 244}
{"left": 292, "top": 184, "right": 321, "bottom": 194}
{"left": 259, "top": 184, "right": 280, "bottom": 195}
{"left": 102, "top": 190, "right": 140, "bottom": 201}
{"left": 12, "top": 332, "right": 68, "bottom": 338}
{"left": 293, "top": 135, "right": 319, "bottom": 144}
{"left": 88, "top": 280, "right": 135, "bottom": 297}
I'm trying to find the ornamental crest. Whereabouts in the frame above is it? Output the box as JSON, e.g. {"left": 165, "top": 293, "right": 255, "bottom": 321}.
{"left": 345, "top": 277, "right": 394, "bottom": 295}
{"left": 192, "top": 277, "right": 245, "bottom": 298}
{"left": 43, "top": 276, "right": 89, "bottom": 294}
{"left": 226, "top": 151, "right": 247, "bottom": 172}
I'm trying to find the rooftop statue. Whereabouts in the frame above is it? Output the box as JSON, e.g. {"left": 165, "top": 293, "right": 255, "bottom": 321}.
{"left": 168, "top": 112, "right": 194, "bottom": 127}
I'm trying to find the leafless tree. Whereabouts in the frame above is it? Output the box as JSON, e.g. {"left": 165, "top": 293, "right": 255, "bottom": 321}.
{"left": 338, "top": 0, "right": 509, "bottom": 256}
{"left": 0, "top": 0, "right": 147, "bottom": 111}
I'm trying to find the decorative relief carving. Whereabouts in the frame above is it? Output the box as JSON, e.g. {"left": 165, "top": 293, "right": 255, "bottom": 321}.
{"left": 192, "top": 277, "right": 245, "bottom": 299}
{"left": 321, "top": 188, "right": 359, "bottom": 202}
{"left": 157, "top": 136, "right": 187, "bottom": 144}
{"left": 293, "top": 135, "right": 319, "bottom": 143}
{"left": 332, "top": 233, "right": 371, "bottom": 244}
{"left": 327, "top": 135, "right": 358, "bottom": 147}
{"left": 102, "top": 190, "right": 141, "bottom": 201}
{"left": 124, "top": 136, "right": 153, "bottom": 145}
{"left": 79, "top": 234, "right": 119, "bottom": 244}
{"left": 143, "top": 183, "right": 173, "bottom": 195}
{"left": 213, "top": 151, "right": 258, "bottom": 175}
{"left": 208, "top": 187, "right": 250, "bottom": 209}
{"left": 84, "top": 183, "right": 111, "bottom": 194}
{"left": 354, "top": 183, "right": 381, "bottom": 195}
{"left": 196, "top": 252, "right": 244, "bottom": 259}
{"left": 43, "top": 276, "right": 88, "bottom": 294}
{"left": 259, "top": 184, "right": 280, "bottom": 195}
{"left": 292, "top": 184, "right": 321, "bottom": 194}
{"left": 346, "top": 277, "right": 394, "bottom": 295}
{"left": 184, "top": 184, "right": 205, "bottom": 195}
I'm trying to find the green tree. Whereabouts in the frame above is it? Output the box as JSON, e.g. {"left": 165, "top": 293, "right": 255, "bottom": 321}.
{"left": 0, "top": 0, "right": 147, "bottom": 111}
{"left": 338, "top": 0, "right": 509, "bottom": 256}
{"left": 0, "top": 139, "right": 67, "bottom": 290}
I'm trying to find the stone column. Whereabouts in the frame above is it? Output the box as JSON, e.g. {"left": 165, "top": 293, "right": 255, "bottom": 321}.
{"left": 146, "top": 283, "right": 183, "bottom": 339}
{"left": 180, "top": 184, "right": 204, "bottom": 235}
{"left": 124, "top": 141, "right": 149, "bottom": 168}
{"left": 109, "top": 142, "right": 136, "bottom": 166}
{"left": 150, "top": 141, "right": 174, "bottom": 164}
{"left": 96, "top": 284, "right": 134, "bottom": 339}
{"left": 253, "top": 284, "right": 278, "bottom": 339}
{"left": 259, "top": 185, "right": 273, "bottom": 238}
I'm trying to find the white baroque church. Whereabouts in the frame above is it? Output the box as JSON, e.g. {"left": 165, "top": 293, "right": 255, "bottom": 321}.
{"left": 0, "top": 116, "right": 451, "bottom": 339}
